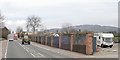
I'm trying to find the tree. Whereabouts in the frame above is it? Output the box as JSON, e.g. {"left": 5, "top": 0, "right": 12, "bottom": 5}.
{"left": 61, "top": 23, "right": 76, "bottom": 33}
{"left": 0, "top": 12, "right": 5, "bottom": 28}
{"left": 16, "top": 26, "right": 23, "bottom": 33}
{"left": 26, "top": 25, "right": 30, "bottom": 32}
{"left": 26, "top": 15, "right": 42, "bottom": 33}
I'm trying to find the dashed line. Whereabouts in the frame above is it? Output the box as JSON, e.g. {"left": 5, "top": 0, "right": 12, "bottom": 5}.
{"left": 16, "top": 41, "right": 36, "bottom": 57}
{"left": 57, "top": 52, "right": 60, "bottom": 53}
{"left": 30, "top": 53, "right": 35, "bottom": 57}
{"left": 31, "top": 43, "right": 64, "bottom": 55}
{"left": 26, "top": 49, "right": 29, "bottom": 52}
{"left": 38, "top": 53, "right": 45, "bottom": 57}
{"left": 16, "top": 41, "right": 46, "bottom": 58}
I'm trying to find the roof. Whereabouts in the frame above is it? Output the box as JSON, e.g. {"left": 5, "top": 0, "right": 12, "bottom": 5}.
{"left": 101, "top": 33, "right": 114, "bottom": 37}
{"left": 0, "top": 27, "right": 9, "bottom": 31}
{"left": 94, "top": 33, "right": 114, "bottom": 37}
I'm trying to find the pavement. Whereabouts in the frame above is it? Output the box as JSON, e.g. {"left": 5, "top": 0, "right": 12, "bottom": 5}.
{"left": 0, "top": 41, "right": 2, "bottom": 60}
{"left": 94, "top": 43, "right": 118, "bottom": 58}
{"left": 0, "top": 40, "right": 8, "bottom": 60}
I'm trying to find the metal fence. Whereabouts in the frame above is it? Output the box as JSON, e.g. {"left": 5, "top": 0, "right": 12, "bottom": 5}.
{"left": 61, "top": 34, "right": 70, "bottom": 50}
{"left": 53, "top": 36, "right": 59, "bottom": 48}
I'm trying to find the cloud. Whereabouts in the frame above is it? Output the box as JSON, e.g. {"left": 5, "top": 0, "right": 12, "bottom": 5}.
{"left": 5, "top": 20, "right": 26, "bottom": 31}
{"left": 0, "top": 0, "right": 119, "bottom": 31}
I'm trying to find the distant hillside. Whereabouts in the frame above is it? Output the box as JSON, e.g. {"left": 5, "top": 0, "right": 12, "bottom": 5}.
{"left": 75, "top": 25, "right": 118, "bottom": 32}
{"left": 46, "top": 25, "right": 118, "bottom": 33}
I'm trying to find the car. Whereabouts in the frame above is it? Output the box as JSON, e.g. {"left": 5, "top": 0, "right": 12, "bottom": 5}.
{"left": 9, "top": 39, "right": 14, "bottom": 41}
{"left": 22, "top": 35, "right": 30, "bottom": 44}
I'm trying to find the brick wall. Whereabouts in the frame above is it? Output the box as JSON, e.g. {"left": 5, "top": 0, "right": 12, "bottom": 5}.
{"left": 29, "top": 32, "right": 95, "bottom": 55}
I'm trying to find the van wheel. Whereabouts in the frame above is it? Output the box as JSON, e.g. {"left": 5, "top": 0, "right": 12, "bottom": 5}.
{"left": 22, "top": 42, "right": 24, "bottom": 44}
{"left": 28, "top": 42, "right": 30, "bottom": 45}
{"left": 110, "top": 45, "right": 113, "bottom": 48}
{"left": 101, "top": 44, "right": 104, "bottom": 48}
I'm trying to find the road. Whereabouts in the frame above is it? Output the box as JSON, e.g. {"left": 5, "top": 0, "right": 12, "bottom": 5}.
{"left": 6, "top": 40, "right": 70, "bottom": 58}
{"left": 1, "top": 39, "right": 118, "bottom": 60}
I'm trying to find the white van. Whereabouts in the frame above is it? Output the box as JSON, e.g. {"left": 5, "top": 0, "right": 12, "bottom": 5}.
{"left": 94, "top": 33, "right": 114, "bottom": 48}
{"left": 7, "top": 33, "right": 14, "bottom": 41}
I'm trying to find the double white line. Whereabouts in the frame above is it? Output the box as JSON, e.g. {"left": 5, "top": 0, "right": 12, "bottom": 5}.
{"left": 16, "top": 41, "right": 45, "bottom": 58}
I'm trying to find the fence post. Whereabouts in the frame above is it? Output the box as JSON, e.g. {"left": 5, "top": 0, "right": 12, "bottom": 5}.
{"left": 36, "top": 36, "right": 37, "bottom": 43}
{"left": 41, "top": 36, "right": 43, "bottom": 44}
{"left": 86, "top": 33, "right": 93, "bottom": 55}
{"left": 39, "top": 36, "right": 40, "bottom": 43}
{"left": 45, "top": 36, "right": 48, "bottom": 45}
{"left": 51, "top": 35, "right": 53, "bottom": 47}
{"left": 70, "top": 33, "right": 74, "bottom": 51}
{"left": 59, "top": 33, "right": 62, "bottom": 49}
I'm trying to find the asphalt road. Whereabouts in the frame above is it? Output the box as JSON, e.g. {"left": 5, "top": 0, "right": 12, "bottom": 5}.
{"left": 5, "top": 40, "right": 118, "bottom": 59}
{"left": 6, "top": 40, "right": 70, "bottom": 58}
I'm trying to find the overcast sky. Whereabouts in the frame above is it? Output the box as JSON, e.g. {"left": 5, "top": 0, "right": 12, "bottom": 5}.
{"left": 0, "top": 0, "right": 119, "bottom": 31}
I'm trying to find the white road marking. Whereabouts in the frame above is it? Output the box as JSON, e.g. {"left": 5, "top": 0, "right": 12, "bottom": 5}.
{"left": 4, "top": 40, "right": 9, "bottom": 58}
{"left": 16, "top": 41, "right": 46, "bottom": 58}
{"left": 38, "top": 53, "right": 45, "bottom": 57}
{"left": 26, "top": 49, "right": 29, "bottom": 52}
{"left": 25, "top": 46, "right": 29, "bottom": 49}
{"left": 30, "top": 53, "right": 35, "bottom": 57}
{"left": 16, "top": 41, "right": 36, "bottom": 57}
{"left": 57, "top": 52, "right": 60, "bottom": 53}
{"left": 112, "top": 50, "right": 117, "bottom": 52}
{"left": 31, "top": 43, "right": 64, "bottom": 55}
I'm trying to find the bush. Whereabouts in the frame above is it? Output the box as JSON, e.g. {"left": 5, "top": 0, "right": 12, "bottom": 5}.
{"left": 113, "top": 37, "right": 120, "bottom": 43}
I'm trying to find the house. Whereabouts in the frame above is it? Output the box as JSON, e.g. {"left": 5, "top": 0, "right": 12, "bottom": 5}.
{"left": 0, "top": 27, "right": 10, "bottom": 39}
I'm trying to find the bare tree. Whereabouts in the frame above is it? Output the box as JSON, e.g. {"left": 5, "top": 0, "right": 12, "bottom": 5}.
{"left": 0, "top": 12, "right": 5, "bottom": 28}
{"left": 26, "top": 15, "right": 42, "bottom": 33}
{"left": 61, "top": 23, "right": 76, "bottom": 33}
{"left": 16, "top": 26, "right": 23, "bottom": 33}
{"left": 0, "top": 12, "right": 4, "bottom": 21}
{"left": 26, "top": 25, "right": 30, "bottom": 32}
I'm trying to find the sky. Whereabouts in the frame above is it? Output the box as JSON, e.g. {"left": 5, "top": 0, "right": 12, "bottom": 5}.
{"left": 0, "top": 0, "right": 119, "bottom": 31}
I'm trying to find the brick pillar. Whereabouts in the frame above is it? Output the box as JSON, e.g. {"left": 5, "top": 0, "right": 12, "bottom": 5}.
{"left": 70, "top": 33, "right": 74, "bottom": 51}
{"left": 86, "top": 33, "right": 93, "bottom": 55}
{"left": 51, "top": 35, "right": 53, "bottom": 47}
{"left": 59, "top": 33, "right": 62, "bottom": 48}
{"left": 45, "top": 36, "right": 48, "bottom": 45}
{"left": 41, "top": 36, "right": 43, "bottom": 44}
{"left": 39, "top": 36, "right": 41, "bottom": 43}
{"left": 36, "top": 36, "right": 37, "bottom": 43}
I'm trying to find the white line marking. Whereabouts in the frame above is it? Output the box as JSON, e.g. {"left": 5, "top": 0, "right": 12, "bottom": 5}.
{"left": 25, "top": 47, "right": 29, "bottom": 49}
{"left": 4, "top": 40, "right": 9, "bottom": 58}
{"left": 16, "top": 41, "right": 37, "bottom": 58}
{"left": 38, "top": 53, "right": 45, "bottom": 57}
{"left": 31, "top": 42, "right": 64, "bottom": 55}
{"left": 26, "top": 49, "right": 29, "bottom": 52}
{"left": 43, "top": 48, "right": 50, "bottom": 50}
{"left": 30, "top": 53, "right": 35, "bottom": 57}
{"left": 57, "top": 52, "right": 60, "bottom": 53}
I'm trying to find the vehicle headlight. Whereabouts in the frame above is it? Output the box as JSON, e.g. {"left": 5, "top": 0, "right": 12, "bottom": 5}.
{"left": 103, "top": 42, "right": 106, "bottom": 44}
